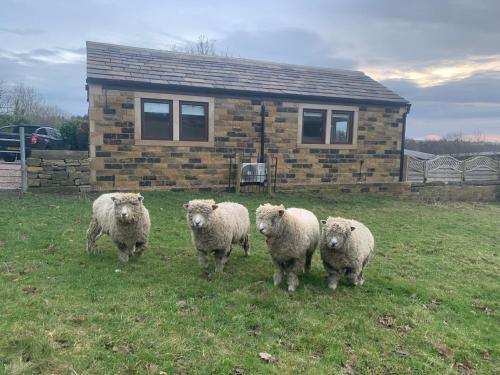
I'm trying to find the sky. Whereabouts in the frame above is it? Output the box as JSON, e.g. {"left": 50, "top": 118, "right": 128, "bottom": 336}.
{"left": 1, "top": 0, "right": 499, "bottom": 140}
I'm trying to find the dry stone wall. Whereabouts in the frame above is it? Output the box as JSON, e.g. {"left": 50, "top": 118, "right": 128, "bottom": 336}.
{"left": 27, "top": 150, "right": 90, "bottom": 193}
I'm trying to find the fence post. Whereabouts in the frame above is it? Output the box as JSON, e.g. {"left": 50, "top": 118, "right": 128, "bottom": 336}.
{"left": 235, "top": 154, "right": 241, "bottom": 194}
{"left": 266, "top": 154, "right": 274, "bottom": 197}
{"left": 19, "top": 127, "right": 27, "bottom": 193}
{"left": 423, "top": 160, "right": 428, "bottom": 183}
{"left": 461, "top": 160, "right": 466, "bottom": 182}
{"left": 402, "top": 155, "right": 407, "bottom": 181}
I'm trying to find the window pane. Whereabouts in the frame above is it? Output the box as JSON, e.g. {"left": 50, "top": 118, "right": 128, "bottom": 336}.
{"left": 142, "top": 101, "right": 171, "bottom": 140}
{"left": 180, "top": 103, "right": 207, "bottom": 141}
{"left": 331, "top": 112, "right": 352, "bottom": 144}
{"left": 302, "top": 110, "right": 325, "bottom": 144}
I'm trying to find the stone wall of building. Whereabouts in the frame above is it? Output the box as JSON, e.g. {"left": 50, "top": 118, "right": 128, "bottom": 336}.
{"left": 88, "top": 84, "right": 406, "bottom": 191}
{"left": 27, "top": 150, "right": 90, "bottom": 193}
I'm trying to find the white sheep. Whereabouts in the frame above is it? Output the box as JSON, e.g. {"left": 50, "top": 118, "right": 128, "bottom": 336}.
{"left": 320, "top": 217, "right": 374, "bottom": 290}
{"left": 184, "top": 199, "right": 250, "bottom": 273}
{"left": 255, "top": 204, "right": 320, "bottom": 292}
{"left": 87, "top": 193, "right": 151, "bottom": 262}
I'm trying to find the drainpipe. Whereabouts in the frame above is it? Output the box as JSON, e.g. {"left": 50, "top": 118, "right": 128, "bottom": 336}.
{"left": 259, "top": 103, "right": 266, "bottom": 163}
{"left": 399, "top": 104, "right": 411, "bottom": 182}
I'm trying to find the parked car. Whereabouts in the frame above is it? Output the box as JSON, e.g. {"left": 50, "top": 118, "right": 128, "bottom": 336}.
{"left": 0, "top": 125, "right": 65, "bottom": 162}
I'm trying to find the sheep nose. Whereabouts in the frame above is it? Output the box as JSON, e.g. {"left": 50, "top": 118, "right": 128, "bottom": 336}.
{"left": 259, "top": 223, "right": 265, "bottom": 232}
{"left": 121, "top": 213, "right": 128, "bottom": 218}
{"left": 194, "top": 218, "right": 201, "bottom": 224}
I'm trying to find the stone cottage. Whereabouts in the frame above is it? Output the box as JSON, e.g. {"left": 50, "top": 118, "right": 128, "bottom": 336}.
{"left": 86, "top": 41, "right": 410, "bottom": 191}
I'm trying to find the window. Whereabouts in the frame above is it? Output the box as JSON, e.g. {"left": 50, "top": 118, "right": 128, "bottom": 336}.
{"left": 298, "top": 104, "right": 358, "bottom": 148}
{"left": 331, "top": 111, "right": 353, "bottom": 144}
{"left": 37, "top": 128, "right": 47, "bottom": 135}
{"left": 180, "top": 101, "right": 208, "bottom": 141}
{"left": 135, "top": 93, "right": 214, "bottom": 145}
{"left": 302, "top": 109, "right": 326, "bottom": 144}
{"left": 141, "top": 99, "right": 173, "bottom": 140}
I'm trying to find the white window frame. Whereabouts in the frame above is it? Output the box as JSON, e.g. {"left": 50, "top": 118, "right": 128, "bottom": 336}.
{"left": 297, "top": 103, "right": 358, "bottom": 149}
{"left": 134, "top": 92, "right": 215, "bottom": 146}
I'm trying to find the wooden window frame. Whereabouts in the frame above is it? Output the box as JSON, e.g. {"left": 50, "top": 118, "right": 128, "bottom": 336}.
{"left": 179, "top": 101, "right": 209, "bottom": 142}
{"left": 302, "top": 108, "right": 327, "bottom": 145}
{"left": 140, "top": 98, "right": 173, "bottom": 141}
{"left": 331, "top": 110, "right": 354, "bottom": 145}
{"left": 297, "top": 104, "right": 359, "bottom": 149}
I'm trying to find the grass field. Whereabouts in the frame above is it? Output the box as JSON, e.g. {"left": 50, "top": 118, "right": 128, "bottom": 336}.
{"left": 0, "top": 191, "right": 498, "bottom": 374}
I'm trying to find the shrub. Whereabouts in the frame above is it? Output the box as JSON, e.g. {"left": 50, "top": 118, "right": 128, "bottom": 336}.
{"left": 60, "top": 119, "right": 88, "bottom": 150}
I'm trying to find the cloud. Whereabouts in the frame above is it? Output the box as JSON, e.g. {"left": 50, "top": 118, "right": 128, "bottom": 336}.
{"left": 0, "top": 27, "right": 45, "bottom": 36}
{"left": 0, "top": 47, "right": 86, "bottom": 65}
{"left": 0, "top": 54, "right": 86, "bottom": 115}
{"left": 383, "top": 71, "right": 500, "bottom": 103}
{"left": 218, "top": 28, "right": 357, "bottom": 69}
{"left": 363, "top": 55, "right": 500, "bottom": 86}
{"left": 382, "top": 71, "right": 500, "bottom": 139}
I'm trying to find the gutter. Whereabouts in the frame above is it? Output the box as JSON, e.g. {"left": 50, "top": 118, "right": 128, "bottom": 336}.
{"left": 86, "top": 78, "right": 410, "bottom": 108}
{"left": 399, "top": 104, "right": 412, "bottom": 182}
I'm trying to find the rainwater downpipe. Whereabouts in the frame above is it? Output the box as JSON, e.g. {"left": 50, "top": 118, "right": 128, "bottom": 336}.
{"left": 259, "top": 103, "right": 266, "bottom": 163}
{"left": 399, "top": 104, "right": 411, "bottom": 182}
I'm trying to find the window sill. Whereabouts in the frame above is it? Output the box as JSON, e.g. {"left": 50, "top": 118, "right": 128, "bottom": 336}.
{"left": 135, "top": 139, "right": 214, "bottom": 147}
{"left": 297, "top": 142, "right": 357, "bottom": 149}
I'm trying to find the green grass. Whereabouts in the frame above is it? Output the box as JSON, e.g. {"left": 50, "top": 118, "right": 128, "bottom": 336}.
{"left": 0, "top": 191, "right": 498, "bottom": 375}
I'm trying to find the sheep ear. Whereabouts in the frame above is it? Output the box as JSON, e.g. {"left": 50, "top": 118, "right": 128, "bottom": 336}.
{"left": 183, "top": 203, "right": 189, "bottom": 209}
{"left": 137, "top": 194, "right": 144, "bottom": 202}
{"left": 350, "top": 226, "right": 356, "bottom": 232}
{"left": 278, "top": 209, "right": 285, "bottom": 217}
{"left": 110, "top": 196, "right": 117, "bottom": 202}
{"left": 321, "top": 220, "right": 327, "bottom": 225}
{"left": 212, "top": 204, "right": 218, "bottom": 210}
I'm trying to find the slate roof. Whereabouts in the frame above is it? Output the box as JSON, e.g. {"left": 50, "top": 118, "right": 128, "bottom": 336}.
{"left": 86, "top": 41, "right": 409, "bottom": 105}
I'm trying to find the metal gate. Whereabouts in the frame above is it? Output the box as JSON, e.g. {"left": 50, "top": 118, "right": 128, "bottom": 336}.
{"left": 0, "top": 127, "right": 27, "bottom": 192}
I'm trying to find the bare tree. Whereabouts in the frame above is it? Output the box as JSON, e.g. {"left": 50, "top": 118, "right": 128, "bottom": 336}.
{"left": 7, "top": 82, "right": 43, "bottom": 117}
{"left": 185, "top": 35, "right": 217, "bottom": 56}
{"left": 0, "top": 82, "right": 66, "bottom": 123}
{"left": 0, "top": 81, "right": 9, "bottom": 112}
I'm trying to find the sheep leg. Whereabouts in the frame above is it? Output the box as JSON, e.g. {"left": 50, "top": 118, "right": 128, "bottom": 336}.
{"left": 197, "top": 250, "right": 209, "bottom": 270}
{"left": 134, "top": 241, "right": 147, "bottom": 257}
{"left": 305, "top": 249, "right": 314, "bottom": 273}
{"left": 214, "top": 249, "right": 227, "bottom": 273}
{"left": 272, "top": 260, "right": 284, "bottom": 286}
{"left": 346, "top": 268, "right": 363, "bottom": 286}
{"left": 287, "top": 259, "right": 303, "bottom": 292}
{"left": 242, "top": 234, "right": 250, "bottom": 256}
{"left": 86, "top": 219, "right": 102, "bottom": 255}
{"left": 117, "top": 243, "right": 130, "bottom": 263}
{"left": 348, "top": 268, "right": 364, "bottom": 286}
{"left": 324, "top": 262, "right": 340, "bottom": 290}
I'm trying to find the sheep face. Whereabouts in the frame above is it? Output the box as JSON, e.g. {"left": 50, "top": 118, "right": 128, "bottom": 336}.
{"left": 184, "top": 199, "right": 218, "bottom": 230}
{"left": 256, "top": 203, "right": 286, "bottom": 238}
{"left": 321, "top": 218, "right": 355, "bottom": 250}
{"left": 111, "top": 194, "right": 144, "bottom": 224}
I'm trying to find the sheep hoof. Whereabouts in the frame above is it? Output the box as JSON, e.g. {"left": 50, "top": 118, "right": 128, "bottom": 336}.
{"left": 328, "top": 282, "right": 338, "bottom": 290}
{"left": 118, "top": 252, "right": 129, "bottom": 262}
{"left": 273, "top": 274, "right": 283, "bottom": 286}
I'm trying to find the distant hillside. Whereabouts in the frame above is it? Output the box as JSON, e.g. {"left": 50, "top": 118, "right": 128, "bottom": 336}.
{"left": 406, "top": 137, "right": 500, "bottom": 155}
